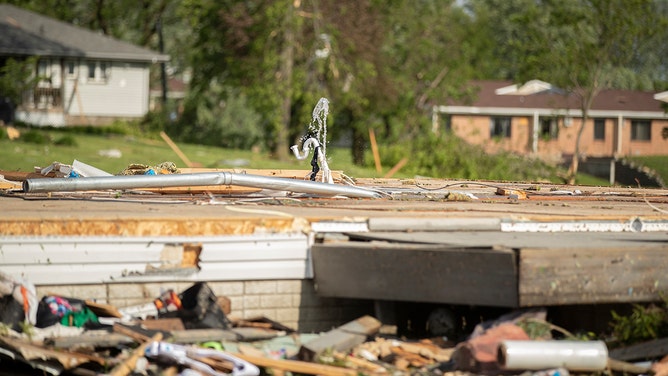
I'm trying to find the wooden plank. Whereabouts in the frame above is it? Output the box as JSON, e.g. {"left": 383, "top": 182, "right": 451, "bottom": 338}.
{"left": 311, "top": 242, "right": 518, "bottom": 307}
{"left": 519, "top": 245, "right": 668, "bottom": 306}
{"left": 170, "top": 329, "right": 239, "bottom": 343}
{"left": 49, "top": 332, "right": 134, "bottom": 349}
{"left": 160, "top": 131, "right": 196, "bottom": 168}
{"left": 231, "top": 351, "right": 357, "bottom": 376}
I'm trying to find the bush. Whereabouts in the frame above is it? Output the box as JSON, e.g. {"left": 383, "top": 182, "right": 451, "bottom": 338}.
{"left": 20, "top": 129, "right": 50, "bottom": 144}
{"left": 176, "top": 83, "right": 264, "bottom": 150}
{"left": 610, "top": 302, "right": 668, "bottom": 345}
{"left": 375, "top": 131, "right": 561, "bottom": 182}
{"left": 54, "top": 134, "right": 78, "bottom": 146}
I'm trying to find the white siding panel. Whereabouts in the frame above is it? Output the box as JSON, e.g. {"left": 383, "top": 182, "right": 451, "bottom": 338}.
{"left": 0, "top": 233, "right": 310, "bottom": 285}
{"left": 2, "top": 263, "right": 149, "bottom": 285}
{"left": 76, "top": 62, "right": 149, "bottom": 117}
{"left": 0, "top": 241, "right": 164, "bottom": 264}
{"left": 195, "top": 260, "right": 310, "bottom": 280}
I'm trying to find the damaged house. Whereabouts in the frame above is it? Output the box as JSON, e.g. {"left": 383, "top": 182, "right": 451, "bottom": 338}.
{"left": 0, "top": 3, "right": 168, "bottom": 126}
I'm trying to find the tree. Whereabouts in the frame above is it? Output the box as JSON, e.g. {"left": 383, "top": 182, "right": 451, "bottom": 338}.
{"left": 511, "top": 0, "right": 664, "bottom": 183}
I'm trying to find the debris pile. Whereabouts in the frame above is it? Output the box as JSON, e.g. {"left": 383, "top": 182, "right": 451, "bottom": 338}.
{"left": 1, "top": 272, "right": 665, "bottom": 375}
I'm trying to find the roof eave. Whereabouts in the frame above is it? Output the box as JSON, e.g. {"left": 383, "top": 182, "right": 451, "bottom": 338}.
{"left": 0, "top": 49, "right": 170, "bottom": 63}
{"left": 434, "top": 105, "right": 668, "bottom": 119}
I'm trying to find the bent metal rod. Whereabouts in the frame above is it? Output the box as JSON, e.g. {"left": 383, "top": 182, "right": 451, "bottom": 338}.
{"left": 22, "top": 172, "right": 381, "bottom": 199}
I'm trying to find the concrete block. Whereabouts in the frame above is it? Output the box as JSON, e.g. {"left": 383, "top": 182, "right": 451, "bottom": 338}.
{"left": 36, "top": 284, "right": 107, "bottom": 302}
{"left": 243, "top": 295, "right": 261, "bottom": 309}
{"left": 244, "top": 280, "right": 277, "bottom": 294}
{"left": 275, "top": 307, "right": 300, "bottom": 323}
{"left": 209, "top": 281, "right": 244, "bottom": 296}
{"left": 260, "top": 294, "right": 294, "bottom": 309}
{"left": 276, "top": 280, "right": 302, "bottom": 294}
{"left": 299, "top": 315, "right": 382, "bottom": 361}
{"left": 243, "top": 308, "right": 277, "bottom": 321}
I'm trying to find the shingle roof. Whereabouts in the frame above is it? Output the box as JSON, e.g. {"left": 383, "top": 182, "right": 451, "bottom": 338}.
{"left": 0, "top": 4, "right": 169, "bottom": 63}
{"left": 456, "top": 80, "right": 666, "bottom": 113}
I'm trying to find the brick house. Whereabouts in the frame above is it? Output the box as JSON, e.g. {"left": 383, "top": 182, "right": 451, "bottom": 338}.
{"left": 432, "top": 80, "right": 668, "bottom": 164}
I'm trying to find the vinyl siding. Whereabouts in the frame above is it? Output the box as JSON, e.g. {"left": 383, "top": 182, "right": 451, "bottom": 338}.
{"left": 63, "top": 61, "right": 149, "bottom": 118}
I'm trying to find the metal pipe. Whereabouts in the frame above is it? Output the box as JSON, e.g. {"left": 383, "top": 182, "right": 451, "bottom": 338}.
{"left": 22, "top": 172, "right": 381, "bottom": 199}
{"left": 498, "top": 340, "right": 608, "bottom": 371}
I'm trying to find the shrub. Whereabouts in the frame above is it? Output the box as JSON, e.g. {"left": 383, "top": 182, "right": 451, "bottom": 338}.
{"left": 20, "top": 129, "right": 50, "bottom": 144}
{"left": 610, "top": 302, "right": 668, "bottom": 344}
{"left": 375, "top": 131, "right": 561, "bottom": 182}
{"left": 54, "top": 134, "right": 78, "bottom": 146}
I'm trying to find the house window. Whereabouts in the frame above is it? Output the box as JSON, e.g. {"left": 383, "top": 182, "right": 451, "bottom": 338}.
{"left": 594, "top": 119, "right": 605, "bottom": 140}
{"left": 539, "top": 117, "right": 559, "bottom": 140}
{"left": 86, "top": 60, "right": 109, "bottom": 83}
{"left": 490, "top": 116, "right": 511, "bottom": 138}
{"left": 66, "top": 61, "right": 77, "bottom": 77}
{"left": 631, "top": 120, "right": 651, "bottom": 141}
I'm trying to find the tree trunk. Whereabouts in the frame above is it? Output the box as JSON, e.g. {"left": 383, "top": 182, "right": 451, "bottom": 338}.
{"left": 568, "top": 109, "right": 589, "bottom": 185}
{"left": 352, "top": 126, "right": 366, "bottom": 165}
{"left": 274, "top": 1, "right": 295, "bottom": 161}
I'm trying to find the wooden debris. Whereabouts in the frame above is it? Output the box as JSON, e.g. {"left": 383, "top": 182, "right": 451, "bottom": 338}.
{"left": 141, "top": 317, "right": 186, "bottom": 332}
{"left": 84, "top": 300, "right": 123, "bottom": 318}
{"left": 0, "top": 336, "right": 105, "bottom": 371}
{"left": 496, "top": 187, "right": 527, "bottom": 199}
{"left": 232, "top": 351, "right": 357, "bottom": 376}
{"left": 299, "top": 315, "right": 381, "bottom": 362}
{"left": 333, "top": 351, "right": 387, "bottom": 374}
{"left": 170, "top": 328, "right": 239, "bottom": 344}
{"left": 608, "top": 336, "right": 668, "bottom": 362}
{"left": 108, "top": 332, "right": 162, "bottom": 376}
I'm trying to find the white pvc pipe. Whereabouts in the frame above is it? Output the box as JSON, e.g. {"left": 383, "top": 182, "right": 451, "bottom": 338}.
{"left": 22, "top": 172, "right": 380, "bottom": 199}
{"left": 498, "top": 340, "right": 608, "bottom": 371}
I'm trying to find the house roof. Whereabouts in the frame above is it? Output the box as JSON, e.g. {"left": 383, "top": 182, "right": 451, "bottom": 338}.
{"left": 442, "top": 80, "right": 667, "bottom": 118}
{"left": 0, "top": 4, "right": 169, "bottom": 63}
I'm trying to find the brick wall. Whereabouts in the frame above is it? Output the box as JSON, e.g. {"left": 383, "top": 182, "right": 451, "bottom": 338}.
{"left": 36, "top": 279, "right": 374, "bottom": 333}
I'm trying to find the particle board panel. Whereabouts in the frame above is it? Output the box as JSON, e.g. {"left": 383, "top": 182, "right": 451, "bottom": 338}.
{"left": 519, "top": 244, "right": 668, "bottom": 306}
{"left": 312, "top": 242, "right": 518, "bottom": 307}
{"left": 0, "top": 217, "right": 295, "bottom": 236}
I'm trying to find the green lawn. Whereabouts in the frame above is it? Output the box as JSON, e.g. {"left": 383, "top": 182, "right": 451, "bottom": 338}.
{"left": 0, "top": 126, "right": 623, "bottom": 185}
{"left": 628, "top": 155, "right": 668, "bottom": 185}
{"left": 0, "top": 128, "right": 387, "bottom": 178}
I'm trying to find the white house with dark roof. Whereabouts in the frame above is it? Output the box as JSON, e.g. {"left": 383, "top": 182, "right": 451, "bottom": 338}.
{"left": 0, "top": 4, "right": 169, "bottom": 126}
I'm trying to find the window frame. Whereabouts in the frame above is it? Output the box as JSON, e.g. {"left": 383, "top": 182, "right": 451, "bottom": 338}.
{"left": 85, "top": 60, "right": 110, "bottom": 83}
{"left": 630, "top": 120, "right": 651, "bottom": 141}
{"left": 490, "top": 116, "right": 512, "bottom": 138}
{"left": 593, "top": 118, "right": 606, "bottom": 141}
{"left": 538, "top": 116, "right": 559, "bottom": 140}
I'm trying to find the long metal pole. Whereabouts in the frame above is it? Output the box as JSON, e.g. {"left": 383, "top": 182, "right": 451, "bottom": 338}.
{"left": 22, "top": 172, "right": 381, "bottom": 199}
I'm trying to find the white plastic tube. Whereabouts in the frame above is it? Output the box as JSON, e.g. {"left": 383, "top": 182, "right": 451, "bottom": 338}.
{"left": 498, "top": 340, "right": 608, "bottom": 371}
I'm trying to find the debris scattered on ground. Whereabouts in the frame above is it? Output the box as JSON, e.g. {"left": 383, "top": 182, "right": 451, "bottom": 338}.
{"left": 1, "top": 275, "right": 666, "bottom": 375}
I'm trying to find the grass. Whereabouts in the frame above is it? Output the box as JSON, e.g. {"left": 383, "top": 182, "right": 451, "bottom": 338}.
{"left": 628, "top": 155, "right": 668, "bottom": 185}
{"left": 0, "top": 127, "right": 390, "bottom": 178}
{"left": 0, "top": 125, "right": 621, "bottom": 184}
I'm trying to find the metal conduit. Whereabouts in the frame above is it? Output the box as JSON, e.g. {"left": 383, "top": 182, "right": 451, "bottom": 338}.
{"left": 22, "top": 172, "right": 382, "bottom": 199}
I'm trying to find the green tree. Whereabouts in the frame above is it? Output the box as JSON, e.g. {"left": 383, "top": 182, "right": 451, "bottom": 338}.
{"left": 511, "top": 0, "right": 664, "bottom": 183}
{"left": 0, "top": 57, "right": 40, "bottom": 108}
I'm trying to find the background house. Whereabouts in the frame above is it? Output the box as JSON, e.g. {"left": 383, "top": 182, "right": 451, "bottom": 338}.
{"left": 433, "top": 80, "right": 668, "bottom": 164}
{"left": 0, "top": 4, "right": 169, "bottom": 126}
